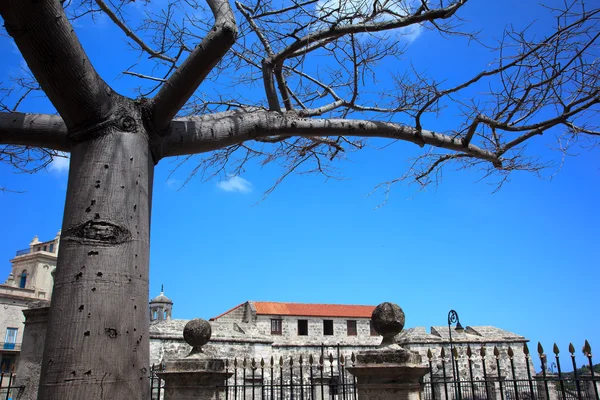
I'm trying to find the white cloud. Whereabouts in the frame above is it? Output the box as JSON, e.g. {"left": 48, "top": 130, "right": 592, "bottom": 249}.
{"left": 166, "top": 178, "right": 182, "bottom": 190}
{"left": 316, "top": 0, "right": 423, "bottom": 42}
{"left": 216, "top": 176, "right": 253, "bottom": 194}
{"left": 397, "top": 24, "right": 423, "bottom": 43}
{"left": 48, "top": 153, "right": 70, "bottom": 174}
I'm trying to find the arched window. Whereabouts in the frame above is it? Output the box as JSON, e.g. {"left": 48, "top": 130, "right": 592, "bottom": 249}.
{"left": 153, "top": 310, "right": 157, "bottom": 320}
{"left": 19, "top": 271, "right": 27, "bottom": 289}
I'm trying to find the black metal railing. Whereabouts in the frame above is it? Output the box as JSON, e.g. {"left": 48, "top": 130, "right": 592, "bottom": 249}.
{"left": 0, "top": 342, "right": 21, "bottom": 351}
{"left": 15, "top": 242, "right": 56, "bottom": 257}
{"left": 222, "top": 350, "right": 357, "bottom": 400}
{"left": 0, "top": 372, "right": 19, "bottom": 400}
{"left": 15, "top": 248, "right": 30, "bottom": 257}
{"left": 150, "top": 364, "right": 165, "bottom": 400}
{"left": 149, "top": 346, "right": 358, "bottom": 400}
{"left": 149, "top": 340, "right": 599, "bottom": 400}
{"left": 424, "top": 340, "right": 599, "bottom": 400}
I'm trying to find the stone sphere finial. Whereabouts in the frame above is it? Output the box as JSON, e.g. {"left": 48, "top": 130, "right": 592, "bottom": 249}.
{"left": 371, "top": 302, "right": 405, "bottom": 347}
{"left": 183, "top": 319, "right": 212, "bottom": 357}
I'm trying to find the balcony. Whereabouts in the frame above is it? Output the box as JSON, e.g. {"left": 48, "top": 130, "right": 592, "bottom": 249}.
{"left": 15, "top": 243, "right": 56, "bottom": 257}
{"left": 0, "top": 343, "right": 20, "bottom": 352}
{"left": 14, "top": 248, "right": 30, "bottom": 257}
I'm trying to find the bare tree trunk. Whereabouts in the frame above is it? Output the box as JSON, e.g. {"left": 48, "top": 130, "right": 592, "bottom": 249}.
{"left": 38, "top": 110, "right": 153, "bottom": 400}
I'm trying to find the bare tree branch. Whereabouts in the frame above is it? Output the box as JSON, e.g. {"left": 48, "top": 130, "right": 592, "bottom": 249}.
{"left": 95, "top": 0, "right": 176, "bottom": 63}
{"left": 0, "top": 0, "right": 114, "bottom": 130}
{"left": 122, "top": 71, "right": 167, "bottom": 83}
{"left": 270, "top": 0, "right": 467, "bottom": 65}
{"left": 164, "top": 110, "right": 500, "bottom": 164}
{"left": 0, "top": 113, "right": 69, "bottom": 151}
{"left": 150, "top": 0, "right": 238, "bottom": 130}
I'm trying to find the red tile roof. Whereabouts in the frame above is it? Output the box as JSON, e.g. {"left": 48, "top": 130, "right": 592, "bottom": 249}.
{"left": 253, "top": 302, "right": 375, "bottom": 318}
{"left": 210, "top": 301, "right": 376, "bottom": 320}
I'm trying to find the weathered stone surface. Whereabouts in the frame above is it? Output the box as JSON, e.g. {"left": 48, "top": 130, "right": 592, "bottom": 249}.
{"left": 356, "top": 347, "right": 422, "bottom": 365}
{"left": 160, "top": 319, "right": 230, "bottom": 400}
{"left": 165, "top": 358, "right": 226, "bottom": 373}
{"left": 372, "top": 302, "right": 405, "bottom": 338}
{"left": 349, "top": 347, "right": 428, "bottom": 400}
{"left": 183, "top": 319, "right": 211, "bottom": 348}
{"left": 13, "top": 304, "right": 50, "bottom": 400}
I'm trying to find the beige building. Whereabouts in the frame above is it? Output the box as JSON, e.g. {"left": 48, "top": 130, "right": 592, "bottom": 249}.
{"left": 0, "top": 232, "right": 59, "bottom": 372}
{"left": 150, "top": 299, "right": 532, "bottom": 383}
{"left": 0, "top": 233, "right": 534, "bottom": 393}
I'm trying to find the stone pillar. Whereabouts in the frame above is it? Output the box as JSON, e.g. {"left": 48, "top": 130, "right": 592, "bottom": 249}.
{"left": 430, "top": 374, "right": 451, "bottom": 400}
{"left": 311, "top": 375, "right": 337, "bottom": 400}
{"left": 347, "top": 302, "right": 429, "bottom": 400}
{"left": 581, "top": 375, "right": 599, "bottom": 400}
{"left": 14, "top": 301, "right": 50, "bottom": 400}
{"left": 157, "top": 319, "right": 231, "bottom": 400}
{"left": 535, "top": 374, "right": 559, "bottom": 400}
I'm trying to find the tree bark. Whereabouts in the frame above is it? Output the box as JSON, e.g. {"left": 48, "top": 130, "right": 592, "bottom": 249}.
{"left": 38, "top": 104, "right": 153, "bottom": 400}
{"left": 164, "top": 110, "right": 500, "bottom": 164}
{"left": 0, "top": 0, "right": 114, "bottom": 130}
{"left": 0, "top": 113, "right": 69, "bottom": 151}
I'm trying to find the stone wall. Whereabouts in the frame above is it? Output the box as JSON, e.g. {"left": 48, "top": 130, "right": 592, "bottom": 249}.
{"left": 254, "top": 315, "right": 380, "bottom": 346}
{"left": 149, "top": 319, "right": 379, "bottom": 368}
{"left": 398, "top": 326, "right": 534, "bottom": 381}
{"left": 0, "top": 296, "right": 29, "bottom": 348}
{"left": 13, "top": 302, "right": 50, "bottom": 400}
{"left": 149, "top": 319, "right": 535, "bottom": 382}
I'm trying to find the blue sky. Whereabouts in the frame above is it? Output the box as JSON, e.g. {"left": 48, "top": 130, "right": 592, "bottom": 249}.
{"left": 0, "top": 0, "right": 598, "bottom": 371}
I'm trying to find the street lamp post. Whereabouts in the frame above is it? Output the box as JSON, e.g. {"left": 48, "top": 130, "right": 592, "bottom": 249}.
{"left": 448, "top": 310, "right": 464, "bottom": 400}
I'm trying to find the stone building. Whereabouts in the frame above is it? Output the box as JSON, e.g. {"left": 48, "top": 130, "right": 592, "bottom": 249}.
{"left": 397, "top": 325, "right": 534, "bottom": 382}
{"left": 149, "top": 298, "right": 533, "bottom": 381}
{"left": 0, "top": 232, "right": 59, "bottom": 372}
{"left": 150, "top": 300, "right": 383, "bottom": 366}
{"left": 0, "top": 234, "right": 535, "bottom": 397}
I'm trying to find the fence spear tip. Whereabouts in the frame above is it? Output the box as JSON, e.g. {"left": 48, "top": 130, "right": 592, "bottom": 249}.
{"left": 583, "top": 339, "right": 592, "bottom": 356}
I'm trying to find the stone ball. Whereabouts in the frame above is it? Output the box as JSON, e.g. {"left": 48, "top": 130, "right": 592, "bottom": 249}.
{"left": 183, "top": 318, "right": 212, "bottom": 348}
{"left": 371, "top": 302, "right": 405, "bottom": 337}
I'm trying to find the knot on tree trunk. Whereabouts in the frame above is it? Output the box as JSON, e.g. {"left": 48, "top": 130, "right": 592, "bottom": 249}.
{"left": 63, "top": 221, "right": 131, "bottom": 245}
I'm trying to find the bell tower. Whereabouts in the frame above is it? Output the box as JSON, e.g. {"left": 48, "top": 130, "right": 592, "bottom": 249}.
{"left": 149, "top": 285, "right": 173, "bottom": 323}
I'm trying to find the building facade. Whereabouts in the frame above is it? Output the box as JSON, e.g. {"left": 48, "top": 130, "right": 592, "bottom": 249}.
{"left": 0, "top": 232, "right": 59, "bottom": 372}
{"left": 0, "top": 235, "right": 535, "bottom": 395}
{"left": 149, "top": 299, "right": 533, "bottom": 382}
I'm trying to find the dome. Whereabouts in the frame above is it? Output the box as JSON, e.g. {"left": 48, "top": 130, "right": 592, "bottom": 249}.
{"left": 150, "top": 291, "right": 173, "bottom": 304}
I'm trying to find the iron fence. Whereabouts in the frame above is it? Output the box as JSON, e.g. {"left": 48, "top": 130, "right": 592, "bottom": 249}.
{"left": 150, "top": 364, "right": 165, "bottom": 400}
{"left": 221, "top": 351, "right": 357, "bottom": 400}
{"left": 424, "top": 340, "right": 599, "bottom": 400}
{"left": 15, "top": 248, "right": 30, "bottom": 257}
{"left": 0, "top": 372, "right": 19, "bottom": 400}
{"left": 149, "top": 341, "right": 599, "bottom": 400}
{"left": 149, "top": 346, "right": 358, "bottom": 400}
